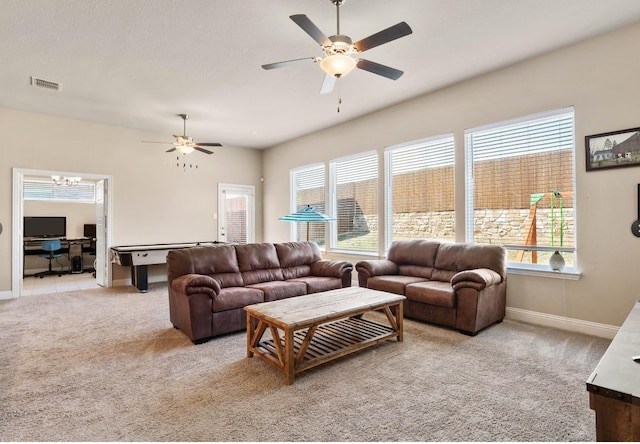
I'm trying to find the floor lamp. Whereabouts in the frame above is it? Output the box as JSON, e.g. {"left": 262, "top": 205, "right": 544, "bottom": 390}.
{"left": 279, "top": 205, "right": 335, "bottom": 241}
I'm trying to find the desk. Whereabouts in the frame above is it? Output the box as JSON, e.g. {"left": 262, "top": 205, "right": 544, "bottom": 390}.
{"left": 23, "top": 237, "right": 94, "bottom": 275}
{"left": 586, "top": 300, "right": 640, "bottom": 441}
{"left": 111, "top": 242, "right": 219, "bottom": 292}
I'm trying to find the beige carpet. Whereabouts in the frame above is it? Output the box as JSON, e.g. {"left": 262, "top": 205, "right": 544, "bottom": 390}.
{"left": 0, "top": 283, "right": 609, "bottom": 441}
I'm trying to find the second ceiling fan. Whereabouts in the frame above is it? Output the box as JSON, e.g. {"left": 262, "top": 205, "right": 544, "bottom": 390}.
{"left": 143, "top": 114, "right": 222, "bottom": 155}
{"left": 262, "top": 0, "right": 412, "bottom": 94}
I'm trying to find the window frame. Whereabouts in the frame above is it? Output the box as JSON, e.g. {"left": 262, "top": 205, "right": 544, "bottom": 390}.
{"left": 329, "top": 150, "right": 379, "bottom": 255}
{"left": 464, "top": 107, "right": 578, "bottom": 274}
{"left": 384, "top": 133, "right": 456, "bottom": 250}
{"left": 289, "top": 163, "right": 327, "bottom": 245}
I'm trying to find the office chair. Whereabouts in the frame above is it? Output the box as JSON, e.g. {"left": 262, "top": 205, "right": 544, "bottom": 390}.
{"left": 35, "top": 239, "right": 64, "bottom": 278}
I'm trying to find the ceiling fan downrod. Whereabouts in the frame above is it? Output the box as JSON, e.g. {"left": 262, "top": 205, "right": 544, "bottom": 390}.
{"left": 332, "top": 0, "right": 344, "bottom": 35}
{"left": 178, "top": 113, "right": 189, "bottom": 137}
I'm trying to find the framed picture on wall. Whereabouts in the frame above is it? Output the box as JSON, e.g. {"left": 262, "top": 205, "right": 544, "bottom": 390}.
{"left": 586, "top": 126, "right": 640, "bottom": 171}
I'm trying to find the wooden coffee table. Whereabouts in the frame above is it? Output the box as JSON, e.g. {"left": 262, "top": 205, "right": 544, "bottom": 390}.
{"left": 244, "top": 287, "right": 405, "bottom": 384}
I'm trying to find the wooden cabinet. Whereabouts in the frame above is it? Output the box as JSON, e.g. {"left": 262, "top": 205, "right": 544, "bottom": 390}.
{"left": 587, "top": 300, "right": 640, "bottom": 441}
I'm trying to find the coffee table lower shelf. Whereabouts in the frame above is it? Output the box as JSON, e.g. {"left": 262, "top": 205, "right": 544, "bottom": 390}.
{"left": 254, "top": 317, "right": 395, "bottom": 374}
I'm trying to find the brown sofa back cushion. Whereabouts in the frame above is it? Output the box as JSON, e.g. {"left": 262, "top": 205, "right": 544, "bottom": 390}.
{"left": 388, "top": 240, "right": 439, "bottom": 267}
{"left": 388, "top": 240, "right": 439, "bottom": 279}
{"left": 434, "top": 242, "right": 506, "bottom": 278}
{"left": 398, "top": 265, "right": 433, "bottom": 279}
{"left": 276, "top": 241, "right": 323, "bottom": 280}
{"left": 167, "top": 245, "right": 244, "bottom": 288}
{"left": 236, "top": 243, "right": 284, "bottom": 285}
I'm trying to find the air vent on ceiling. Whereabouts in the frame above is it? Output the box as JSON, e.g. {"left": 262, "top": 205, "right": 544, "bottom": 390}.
{"left": 30, "top": 76, "right": 62, "bottom": 91}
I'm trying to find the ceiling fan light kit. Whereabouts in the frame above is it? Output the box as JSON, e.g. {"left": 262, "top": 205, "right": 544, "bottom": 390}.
{"left": 262, "top": 0, "right": 412, "bottom": 94}
{"left": 320, "top": 54, "right": 357, "bottom": 77}
{"left": 141, "top": 113, "right": 222, "bottom": 162}
{"left": 175, "top": 144, "right": 195, "bottom": 155}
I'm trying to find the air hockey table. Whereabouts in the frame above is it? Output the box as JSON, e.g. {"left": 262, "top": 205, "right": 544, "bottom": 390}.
{"left": 111, "top": 241, "right": 219, "bottom": 292}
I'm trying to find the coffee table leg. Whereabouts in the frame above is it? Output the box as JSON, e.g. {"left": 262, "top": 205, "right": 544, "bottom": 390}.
{"left": 246, "top": 312, "right": 254, "bottom": 358}
{"left": 284, "top": 328, "right": 295, "bottom": 385}
{"left": 397, "top": 301, "right": 404, "bottom": 342}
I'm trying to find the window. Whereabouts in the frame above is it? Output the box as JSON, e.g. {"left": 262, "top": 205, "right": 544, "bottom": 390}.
{"left": 465, "top": 108, "right": 575, "bottom": 270}
{"left": 24, "top": 178, "right": 95, "bottom": 203}
{"left": 385, "top": 135, "right": 455, "bottom": 248}
{"left": 290, "top": 164, "right": 326, "bottom": 245}
{"left": 330, "top": 151, "right": 378, "bottom": 253}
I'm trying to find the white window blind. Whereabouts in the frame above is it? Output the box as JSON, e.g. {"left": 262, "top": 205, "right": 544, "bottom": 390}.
{"left": 386, "top": 135, "right": 455, "bottom": 248}
{"left": 465, "top": 108, "right": 576, "bottom": 270}
{"left": 292, "top": 164, "right": 326, "bottom": 244}
{"left": 224, "top": 192, "right": 249, "bottom": 244}
{"left": 331, "top": 152, "right": 378, "bottom": 253}
{"left": 24, "top": 179, "right": 95, "bottom": 203}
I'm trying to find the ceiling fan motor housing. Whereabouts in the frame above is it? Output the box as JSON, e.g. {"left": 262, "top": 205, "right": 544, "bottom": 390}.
{"left": 324, "top": 35, "right": 355, "bottom": 56}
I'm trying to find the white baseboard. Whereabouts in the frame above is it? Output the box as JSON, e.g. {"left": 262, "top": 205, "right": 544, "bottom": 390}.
{"left": 0, "top": 290, "right": 15, "bottom": 300}
{"left": 506, "top": 306, "right": 619, "bottom": 340}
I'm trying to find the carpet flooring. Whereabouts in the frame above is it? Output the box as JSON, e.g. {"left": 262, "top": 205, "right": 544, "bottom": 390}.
{"left": 0, "top": 283, "right": 610, "bottom": 441}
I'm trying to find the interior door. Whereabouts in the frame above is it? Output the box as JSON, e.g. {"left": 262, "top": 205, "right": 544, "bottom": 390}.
{"left": 95, "top": 179, "right": 107, "bottom": 286}
{"left": 217, "top": 184, "right": 255, "bottom": 244}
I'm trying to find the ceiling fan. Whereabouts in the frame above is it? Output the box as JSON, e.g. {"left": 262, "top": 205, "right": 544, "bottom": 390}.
{"left": 262, "top": 0, "right": 412, "bottom": 94}
{"left": 142, "top": 114, "right": 222, "bottom": 155}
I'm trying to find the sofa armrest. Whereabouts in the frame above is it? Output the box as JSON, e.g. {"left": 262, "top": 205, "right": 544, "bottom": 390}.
{"left": 171, "top": 274, "right": 221, "bottom": 297}
{"left": 355, "top": 260, "right": 399, "bottom": 278}
{"left": 451, "top": 268, "right": 502, "bottom": 291}
{"left": 310, "top": 260, "right": 353, "bottom": 278}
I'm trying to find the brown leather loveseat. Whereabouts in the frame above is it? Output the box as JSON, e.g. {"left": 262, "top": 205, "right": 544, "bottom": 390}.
{"left": 356, "top": 240, "right": 506, "bottom": 335}
{"left": 167, "top": 241, "right": 353, "bottom": 343}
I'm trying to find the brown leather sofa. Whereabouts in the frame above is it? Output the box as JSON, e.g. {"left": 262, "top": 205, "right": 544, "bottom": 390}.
{"left": 167, "top": 241, "right": 353, "bottom": 343}
{"left": 356, "top": 240, "right": 506, "bottom": 335}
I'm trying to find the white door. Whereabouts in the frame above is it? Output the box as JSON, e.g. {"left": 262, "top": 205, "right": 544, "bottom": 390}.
{"left": 95, "top": 179, "right": 107, "bottom": 286}
{"left": 217, "top": 184, "right": 255, "bottom": 244}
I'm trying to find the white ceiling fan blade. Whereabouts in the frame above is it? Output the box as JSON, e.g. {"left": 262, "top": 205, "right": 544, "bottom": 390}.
{"left": 320, "top": 74, "right": 336, "bottom": 94}
{"left": 262, "top": 57, "right": 319, "bottom": 70}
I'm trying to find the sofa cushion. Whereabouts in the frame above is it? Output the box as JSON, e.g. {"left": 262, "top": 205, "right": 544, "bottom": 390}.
{"left": 241, "top": 268, "right": 285, "bottom": 286}
{"left": 434, "top": 242, "right": 506, "bottom": 277}
{"left": 288, "top": 276, "right": 343, "bottom": 293}
{"left": 167, "top": 245, "right": 243, "bottom": 288}
{"left": 235, "top": 243, "right": 284, "bottom": 285}
{"left": 388, "top": 240, "right": 439, "bottom": 267}
{"left": 431, "top": 269, "right": 456, "bottom": 283}
{"left": 211, "top": 272, "right": 245, "bottom": 288}
{"left": 276, "top": 241, "right": 322, "bottom": 267}
{"left": 236, "top": 243, "right": 281, "bottom": 271}
{"left": 367, "top": 275, "right": 428, "bottom": 295}
{"left": 248, "top": 280, "right": 307, "bottom": 302}
{"left": 281, "top": 264, "right": 312, "bottom": 280}
{"left": 212, "top": 287, "right": 264, "bottom": 312}
{"left": 406, "top": 281, "right": 456, "bottom": 308}
{"left": 398, "top": 264, "right": 433, "bottom": 279}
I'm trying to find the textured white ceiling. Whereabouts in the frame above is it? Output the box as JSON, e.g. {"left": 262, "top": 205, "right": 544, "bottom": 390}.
{"left": 2, "top": 0, "right": 640, "bottom": 149}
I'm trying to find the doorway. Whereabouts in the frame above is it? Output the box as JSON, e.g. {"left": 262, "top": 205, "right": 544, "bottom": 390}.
{"left": 217, "top": 183, "right": 255, "bottom": 244}
{"left": 11, "top": 168, "right": 113, "bottom": 298}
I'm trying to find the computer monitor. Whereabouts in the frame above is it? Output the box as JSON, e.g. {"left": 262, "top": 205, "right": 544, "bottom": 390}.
{"left": 23, "top": 216, "right": 66, "bottom": 238}
{"left": 84, "top": 223, "right": 97, "bottom": 238}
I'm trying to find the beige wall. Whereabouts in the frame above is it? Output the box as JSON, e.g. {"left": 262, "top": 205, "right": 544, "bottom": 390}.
{"left": 262, "top": 22, "right": 640, "bottom": 327}
{"left": 0, "top": 110, "right": 263, "bottom": 289}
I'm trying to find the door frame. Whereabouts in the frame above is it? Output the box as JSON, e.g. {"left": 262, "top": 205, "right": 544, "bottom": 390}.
{"left": 217, "top": 183, "right": 255, "bottom": 244}
{"left": 11, "top": 168, "right": 113, "bottom": 298}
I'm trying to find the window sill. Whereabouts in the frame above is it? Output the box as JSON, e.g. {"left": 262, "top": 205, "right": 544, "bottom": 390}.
{"left": 507, "top": 265, "right": 581, "bottom": 280}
